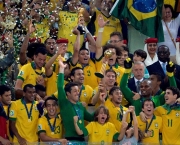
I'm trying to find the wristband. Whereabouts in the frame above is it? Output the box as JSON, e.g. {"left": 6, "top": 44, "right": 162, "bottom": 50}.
{"left": 98, "top": 28, "right": 104, "bottom": 32}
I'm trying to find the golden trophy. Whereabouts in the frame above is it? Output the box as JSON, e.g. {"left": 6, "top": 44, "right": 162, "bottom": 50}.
{"left": 77, "top": 7, "right": 86, "bottom": 35}
{"left": 95, "top": 50, "right": 113, "bottom": 78}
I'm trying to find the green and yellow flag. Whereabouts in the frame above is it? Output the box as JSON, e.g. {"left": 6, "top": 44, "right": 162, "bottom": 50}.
{"left": 110, "top": 0, "right": 164, "bottom": 42}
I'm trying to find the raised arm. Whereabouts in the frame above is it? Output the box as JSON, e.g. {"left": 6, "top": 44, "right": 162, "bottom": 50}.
{"left": 45, "top": 44, "right": 64, "bottom": 76}
{"left": 166, "top": 60, "right": 177, "bottom": 87}
{"left": 57, "top": 57, "right": 67, "bottom": 107}
{"left": 130, "top": 106, "right": 138, "bottom": 141}
{"left": 95, "top": 14, "right": 109, "bottom": 60}
{"left": 120, "top": 58, "right": 134, "bottom": 104}
{"left": 117, "top": 109, "right": 131, "bottom": 141}
{"left": 71, "top": 27, "right": 81, "bottom": 65}
{"left": 19, "top": 21, "right": 35, "bottom": 65}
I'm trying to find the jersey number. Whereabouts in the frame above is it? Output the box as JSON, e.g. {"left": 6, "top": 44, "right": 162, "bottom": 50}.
{"left": 168, "top": 119, "right": 173, "bottom": 127}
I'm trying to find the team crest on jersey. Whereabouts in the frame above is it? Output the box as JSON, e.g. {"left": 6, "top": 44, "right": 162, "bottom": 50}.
{"left": 176, "top": 112, "right": 180, "bottom": 117}
{"left": 106, "top": 129, "right": 110, "bottom": 135}
{"left": 154, "top": 123, "right": 158, "bottom": 129}
{"left": 38, "top": 124, "right": 42, "bottom": 131}
{"left": 84, "top": 92, "right": 87, "bottom": 97}
{"left": 34, "top": 106, "right": 38, "bottom": 111}
{"left": 19, "top": 71, "right": 24, "bottom": 76}
{"left": 9, "top": 110, "right": 14, "bottom": 116}
{"left": 116, "top": 72, "right": 120, "bottom": 76}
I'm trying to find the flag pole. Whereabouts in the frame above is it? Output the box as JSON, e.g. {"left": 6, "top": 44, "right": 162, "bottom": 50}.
{"left": 109, "top": 0, "right": 120, "bottom": 15}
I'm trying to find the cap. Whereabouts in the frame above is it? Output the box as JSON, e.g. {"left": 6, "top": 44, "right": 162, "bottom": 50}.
{"left": 56, "top": 38, "right": 69, "bottom": 44}
{"left": 145, "top": 38, "right": 158, "bottom": 44}
{"left": 29, "top": 38, "right": 41, "bottom": 43}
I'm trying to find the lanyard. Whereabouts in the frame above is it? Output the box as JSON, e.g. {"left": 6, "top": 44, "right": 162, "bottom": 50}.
{"left": 79, "top": 86, "right": 83, "bottom": 99}
{"left": 46, "top": 114, "right": 57, "bottom": 133}
{"left": 72, "top": 103, "right": 81, "bottom": 120}
{"left": 145, "top": 115, "right": 154, "bottom": 133}
{"left": 22, "top": 99, "right": 34, "bottom": 121}
{"left": 119, "top": 105, "right": 123, "bottom": 121}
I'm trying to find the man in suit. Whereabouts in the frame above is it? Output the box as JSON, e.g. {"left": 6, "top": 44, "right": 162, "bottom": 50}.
{"left": 147, "top": 45, "right": 180, "bottom": 90}
{"left": 128, "top": 61, "right": 145, "bottom": 93}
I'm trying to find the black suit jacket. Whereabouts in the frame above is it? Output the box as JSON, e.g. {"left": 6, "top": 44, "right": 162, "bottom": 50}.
{"left": 128, "top": 77, "right": 144, "bottom": 93}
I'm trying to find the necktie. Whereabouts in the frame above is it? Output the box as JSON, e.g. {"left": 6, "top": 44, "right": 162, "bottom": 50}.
{"left": 162, "top": 62, "right": 166, "bottom": 74}
{"left": 136, "top": 81, "right": 140, "bottom": 93}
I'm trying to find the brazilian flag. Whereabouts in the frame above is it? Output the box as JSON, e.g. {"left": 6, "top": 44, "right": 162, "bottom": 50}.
{"left": 110, "top": 0, "right": 164, "bottom": 42}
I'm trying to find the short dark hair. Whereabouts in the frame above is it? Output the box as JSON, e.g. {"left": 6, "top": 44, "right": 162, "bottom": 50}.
{"left": 142, "top": 99, "right": 155, "bottom": 109}
{"left": 150, "top": 72, "right": 162, "bottom": 82}
{"left": 0, "top": 85, "right": 11, "bottom": 96}
{"left": 44, "top": 37, "right": 55, "bottom": 44}
{"left": 70, "top": 67, "right": 83, "bottom": 77}
{"left": 122, "top": 46, "right": 129, "bottom": 54}
{"left": 105, "top": 69, "right": 117, "bottom": 78}
{"left": 166, "top": 87, "right": 180, "bottom": 99}
{"left": 109, "top": 86, "right": 121, "bottom": 95}
{"left": 164, "top": 4, "right": 175, "bottom": 18}
{"left": 44, "top": 97, "right": 58, "bottom": 107}
{"left": 34, "top": 46, "right": 47, "bottom": 56}
{"left": 35, "top": 85, "right": 46, "bottom": 92}
{"left": 79, "top": 42, "right": 89, "bottom": 52}
{"left": 134, "top": 49, "right": 147, "bottom": 61}
{"left": 27, "top": 43, "right": 46, "bottom": 58}
{"left": 110, "top": 32, "right": 123, "bottom": 40}
{"left": 94, "top": 105, "right": 110, "bottom": 122}
{"left": 64, "top": 82, "right": 79, "bottom": 95}
{"left": 103, "top": 44, "right": 121, "bottom": 56}
{"left": 23, "top": 84, "right": 35, "bottom": 92}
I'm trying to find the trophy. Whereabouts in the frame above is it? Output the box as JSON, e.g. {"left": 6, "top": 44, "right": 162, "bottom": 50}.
{"left": 95, "top": 50, "right": 113, "bottom": 78}
{"left": 77, "top": 8, "right": 86, "bottom": 35}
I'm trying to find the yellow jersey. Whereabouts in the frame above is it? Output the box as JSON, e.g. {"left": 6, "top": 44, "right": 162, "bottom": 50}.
{"left": 94, "top": 9, "right": 122, "bottom": 46}
{"left": 93, "top": 86, "right": 128, "bottom": 107}
{"left": 46, "top": 72, "right": 57, "bottom": 96}
{"left": 58, "top": 11, "right": 84, "bottom": 53}
{"left": 37, "top": 113, "right": 63, "bottom": 140}
{"left": 70, "top": 59, "right": 98, "bottom": 89}
{"left": 137, "top": 115, "right": 162, "bottom": 144}
{"left": 17, "top": 62, "right": 45, "bottom": 88}
{"left": 85, "top": 122, "right": 119, "bottom": 144}
{"left": 9, "top": 99, "right": 39, "bottom": 143}
{"left": 30, "top": 18, "right": 50, "bottom": 43}
{"left": 154, "top": 106, "right": 180, "bottom": 145}
{"left": 104, "top": 99, "right": 129, "bottom": 132}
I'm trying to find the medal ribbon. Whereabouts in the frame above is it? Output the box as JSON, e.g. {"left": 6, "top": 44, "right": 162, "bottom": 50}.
{"left": 46, "top": 114, "right": 57, "bottom": 132}
{"left": 119, "top": 105, "right": 123, "bottom": 121}
{"left": 72, "top": 103, "right": 81, "bottom": 120}
{"left": 22, "top": 99, "right": 34, "bottom": 120}
{"left": 145, "top": 115, "right": 154, "bottom": 133}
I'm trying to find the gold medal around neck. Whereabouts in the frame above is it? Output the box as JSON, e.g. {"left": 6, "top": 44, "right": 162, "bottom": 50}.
{"left": 51, "top": 132, "right": 54, "bottom": 135}
{"left": 28, "top": 119, "right": 31, "bottom": 122}
{"left": 79, "top": 120, "right": 82, "bottom": 124}
{"left": 144, "top": 133, "right": 147, "bottom": 137}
